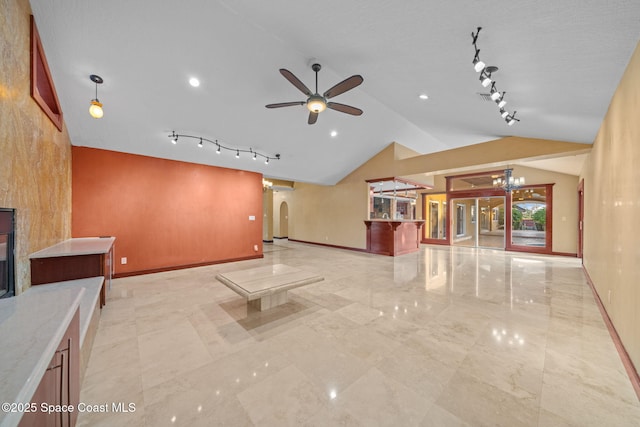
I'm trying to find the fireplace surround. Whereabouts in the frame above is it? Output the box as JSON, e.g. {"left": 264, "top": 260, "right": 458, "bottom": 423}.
{"left": 0, "top": 209, "right": 15, "bottom": 298}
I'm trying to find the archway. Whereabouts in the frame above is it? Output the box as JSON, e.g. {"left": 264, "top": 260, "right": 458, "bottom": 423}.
{"left": 279, "top": 201, "right": 289, "bottom": 238}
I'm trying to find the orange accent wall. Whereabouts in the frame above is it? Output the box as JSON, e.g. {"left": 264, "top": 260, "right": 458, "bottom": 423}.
{"left": 72, "top": 147, "right": 263, "bottom": 275}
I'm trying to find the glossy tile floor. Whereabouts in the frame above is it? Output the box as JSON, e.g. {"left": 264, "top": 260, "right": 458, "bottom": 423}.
{"left": 77, "top": 241, "right": 640, "bottom": 426}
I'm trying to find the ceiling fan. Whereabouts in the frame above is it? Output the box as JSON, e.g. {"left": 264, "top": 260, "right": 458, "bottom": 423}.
{"left": 266, "top": 63, "right": 363, "bottom": 125}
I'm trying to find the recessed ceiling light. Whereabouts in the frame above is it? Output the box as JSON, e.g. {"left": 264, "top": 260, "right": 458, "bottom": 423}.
{"left": 330, "top": 130, "right": 338, "bottom": 137}
{"left": 189, "top": 77, "right": 200, "bottom": 87}
{"left": 419, "top": 94, "right": 429, "bottom": 100}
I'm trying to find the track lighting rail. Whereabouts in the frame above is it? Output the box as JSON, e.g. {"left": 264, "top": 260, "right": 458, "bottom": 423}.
{"left": 471, "top": 27, "right": 520, "bottom": 125}
{"left": 168, "top": 131, "right": 281, "bottom": 164}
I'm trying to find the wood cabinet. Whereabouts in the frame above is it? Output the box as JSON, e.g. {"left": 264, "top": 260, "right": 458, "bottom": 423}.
{"left": 30, "top": 238, "right": 114, "bottom": 307}
{"left": 18, "top": 309, "right": 80, "bottom": 427}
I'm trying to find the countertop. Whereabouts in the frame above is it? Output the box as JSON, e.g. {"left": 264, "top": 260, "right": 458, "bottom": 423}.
{"left": 29, "top": 237, "right": 115, "bottom": 259}
{"left": 365, "top": 219, "right": 426, "bottom": 222}
{"left": 0, "top": 286, "right": 83, "bottom": 427}
{"left": 24, "top": 277, "right": 104, "bottom": 346}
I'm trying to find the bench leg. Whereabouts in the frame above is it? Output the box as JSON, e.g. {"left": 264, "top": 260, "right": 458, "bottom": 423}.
{"left": 248, "top": 291, "right": 288, "bottom": 311}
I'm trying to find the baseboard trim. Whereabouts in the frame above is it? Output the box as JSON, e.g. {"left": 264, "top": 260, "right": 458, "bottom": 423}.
{"left": 583, "top": 266, "right": 640, "bottom": 401}
{"left": 551, "top": 251, "right": 578, "bottom": 257}
{"left": 287, "top": 238, "right": 368, "bottom": 253}
{"left": 114, "top": 254, "right": 264, "bottom": 278}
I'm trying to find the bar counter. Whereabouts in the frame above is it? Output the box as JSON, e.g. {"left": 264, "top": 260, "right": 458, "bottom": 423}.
{"left": 364, "top": 220, "right": 425, "bottom": 256}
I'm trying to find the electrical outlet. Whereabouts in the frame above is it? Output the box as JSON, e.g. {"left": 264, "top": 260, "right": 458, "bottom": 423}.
{"left": 254, "top": 244, "right": 258, "bottom": 251}
{"left": 121, "top": 257, "right": 127, "bottom": 265}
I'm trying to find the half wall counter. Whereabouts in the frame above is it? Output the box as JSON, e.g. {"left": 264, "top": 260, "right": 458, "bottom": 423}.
{"left": 0, "top": 286, "right": 82, "bottom": 426}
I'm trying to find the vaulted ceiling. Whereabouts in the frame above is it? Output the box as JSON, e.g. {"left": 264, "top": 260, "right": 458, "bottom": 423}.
{"left": 29, "top": 0, "right": 640, "bottom": 184}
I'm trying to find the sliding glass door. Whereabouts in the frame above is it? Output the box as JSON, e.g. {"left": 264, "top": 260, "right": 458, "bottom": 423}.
{"left": 478, "top": 197, "right": 505, "bottom": 249}
{"left": 451, "top": 197, "right": 505, "bottom": 249}
{"left": 510, "top": 187, "right": 548, "bottom": 248}
{"left": 423, "top": 193, "right": 447, "bottom": 243}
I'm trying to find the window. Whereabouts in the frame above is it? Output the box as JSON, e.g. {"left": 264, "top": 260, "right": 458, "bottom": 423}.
{"left": 456, "top": 204, "right": 466, "bottom": 236}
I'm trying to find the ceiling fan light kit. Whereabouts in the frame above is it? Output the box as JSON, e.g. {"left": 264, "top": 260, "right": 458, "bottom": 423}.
{"left": 471, "top": 27, "right": 520, "bottom": 125}
{"left": 266, "top": 63, "right": 363, "bottom": 125}
{"left": 307, "top": 95, "right": 327, "bottom": 113}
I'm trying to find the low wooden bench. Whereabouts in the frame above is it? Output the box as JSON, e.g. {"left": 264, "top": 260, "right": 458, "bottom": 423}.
{"left": 215, "top": 264, "right": 323, "bottom": 311}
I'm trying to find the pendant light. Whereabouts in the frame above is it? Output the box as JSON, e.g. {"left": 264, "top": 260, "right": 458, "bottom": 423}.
{"left": 89, "top": 74, "right": 104, "bottom": 119}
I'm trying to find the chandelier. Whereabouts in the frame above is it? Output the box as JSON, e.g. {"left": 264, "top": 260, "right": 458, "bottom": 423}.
{"left": 493, "top": 169, "right": 524, "bottom": 192}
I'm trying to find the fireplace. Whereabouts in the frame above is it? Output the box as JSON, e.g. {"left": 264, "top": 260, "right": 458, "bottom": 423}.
{"left": 0, "top": 209, "right": 15, "bottom": 298}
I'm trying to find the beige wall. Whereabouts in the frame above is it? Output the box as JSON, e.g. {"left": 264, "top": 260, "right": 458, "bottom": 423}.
{"left": 273, "top": 190, "right": 293, "bottom": 238}
{"left": 581, "top": 41, "right": 640, "bottom": 370}
{"left": 282, "top": 143, "right": 425, "bottom": 249}
{"left": 0, "top": 0, "right": 72, "bottom": 293}
{"left": 516, "top": 166, "right": 578, "bottom": 254}
{"left": 262, "top": 189, "right": 273, "bottom": 241}
{"left": 288, "top": 181, "right": 369, "bottom": 249}
{"left": 281, "top": 141, "right": 580, "bottom": 253}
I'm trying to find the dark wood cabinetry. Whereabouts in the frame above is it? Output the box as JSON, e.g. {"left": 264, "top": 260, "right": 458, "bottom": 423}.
{"left": 18, "top": 309, "right": 79, "bottom": 427}
{"left": 31, "top": 254, "right": 103, "bottom": 286}
{"left": 30, "top": 238, "right": 114, "bottom": 307}
{"left": 364, "top": 220, "right": 425, "bottom": 256}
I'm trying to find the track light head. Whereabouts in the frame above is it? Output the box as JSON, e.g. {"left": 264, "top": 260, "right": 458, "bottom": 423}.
{"left": 198, "top": 138, "right": 203, "bottom": 148}
{"left": 496, "top": 91, "right": 507, "bottom": 108}
{"left": 500, "top": 108, "right": 509, "bottom": 118}
{"left": 506, "top": 111, "right": 519, "bottom": 126}
{"left": 472, "top": 49, "right": 485, "bottom": 72}
{"left": 480, "top": 73, "right": 492, "bottom": 87}
{"left": 480, "top": 66, "right": 497, "bottom": 87}
{"left": 471, "top": 27, "right": 482, "bottom": 45}
{"left": 489, "top": 83, "right": 501, "bottom": 101}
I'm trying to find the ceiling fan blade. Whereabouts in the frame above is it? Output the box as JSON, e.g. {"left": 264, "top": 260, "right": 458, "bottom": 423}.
{"left": 308, "top": 112, "right": 318, "bottom": 125}
{"left": 265, "top": 101, "right": 305, "bottom": 108}
{"left": 323, "top": 75, "right": 363, "bottom": 99}
{"left": 327, "top": 102, "right": 363, "bottom": 116}
{"left": 279, "top": 69, "right": 312, "bottom": 96}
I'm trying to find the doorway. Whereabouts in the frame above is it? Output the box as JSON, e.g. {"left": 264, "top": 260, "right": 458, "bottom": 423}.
{"left": 451, "top": 197, "right": 505, "bottom": 249}
{"left": 279, "top": 201, "right": 289, "bottom": 239}
{"left": 578, "top": 180, "right": 584, "bottom": 259}
{"left": 0, "top": 209, "right": 15, "bottom": 298}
